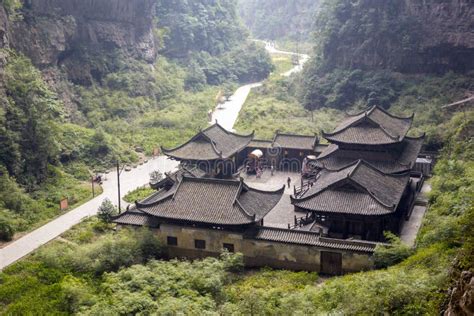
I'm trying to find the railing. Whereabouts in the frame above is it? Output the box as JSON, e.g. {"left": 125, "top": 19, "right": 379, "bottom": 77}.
{"left": 293, "top": 176, "right": 317, "bottom": 198}
{"left": 288, "top": 212, "right": 316, "bottom": 229}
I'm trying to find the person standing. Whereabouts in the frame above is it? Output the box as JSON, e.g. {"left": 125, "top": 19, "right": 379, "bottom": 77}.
{"left": 271, "top": 164, "right": 274, "bottom": 176}
{"left": 287, "top": 177, "right": 291, "bottom": 188}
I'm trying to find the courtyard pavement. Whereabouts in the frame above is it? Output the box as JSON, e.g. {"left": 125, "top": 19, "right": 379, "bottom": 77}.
{"left": 242, "top": 170, "right": 306, "bottom": 228}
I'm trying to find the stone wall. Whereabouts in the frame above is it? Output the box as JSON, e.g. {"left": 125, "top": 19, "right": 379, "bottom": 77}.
{"left": 156, "top": 223, "right": 373, "bottom": 274}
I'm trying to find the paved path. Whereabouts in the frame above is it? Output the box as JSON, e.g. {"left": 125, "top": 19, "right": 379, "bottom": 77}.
{"left": 211, "top": 40, "right": 309, "bottom": 131}
{"left": 262, "top": 41, "right": 310, "bottom": 77}
{"left": 211, "top": 82, "right": 262, "bottom": 131}
{"left": 400, "top": 182, "right": 432, "bottom": 246}
{"left": 0, "top": 157, "right": 178, "bottom": 270}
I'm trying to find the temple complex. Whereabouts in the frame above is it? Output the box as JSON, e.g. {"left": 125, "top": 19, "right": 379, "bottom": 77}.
{"left": 114, "top": 105, "right": 427, "bottom": 274}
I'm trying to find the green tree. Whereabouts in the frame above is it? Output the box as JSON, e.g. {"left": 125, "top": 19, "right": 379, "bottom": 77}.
{"left": 97, "top": 199, "right": 117, "bottom": 223}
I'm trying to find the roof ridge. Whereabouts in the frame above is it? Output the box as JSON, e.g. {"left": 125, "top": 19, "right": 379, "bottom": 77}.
{"left": 234, "top": 199, "right": 257, "bottom": 220}
{"left": 245, "top": 183, "right": 286, "bottom": 195}
{"left": 182, "top": 175, "right": 241, "bottom": 185}
{"left": 344, "top": 105, "right": 375, "bottom": 117}
{"left": 212, "top": 122, "right": 255, "bottom": 138}
{"left": 321, "top": 114, "right": 367, "bottom": 137}
{"left": 345, "top": 175, "right": 396, "bottom": 209}
{"left": 233, "top": 178, "right": 244, "bottom": 205}
{"left": 161, "top": 129, "right": 218, "bottom": 155}
{"left": 198, "top": 131, "right": 223, "bottom": 158}
{"left": 405, "top": 133, "right": 426, "bottom": 140}
{"left": 373, "top": 105, "right": 415, "bottom": 121}
{"left": 376, "top": 122, "right": 401, "bottom": 140}
{"left": 275, "top": 131, "right": 317, "bottom": 138}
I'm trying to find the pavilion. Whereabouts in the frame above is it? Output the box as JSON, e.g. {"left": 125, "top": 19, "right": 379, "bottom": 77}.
{"left": 162, "top": 123, "right": 254, "bottom": 178}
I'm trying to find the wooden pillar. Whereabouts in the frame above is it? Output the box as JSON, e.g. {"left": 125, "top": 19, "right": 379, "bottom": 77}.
{"left": 342, "top": 215, "right": 347, "bottom": 239}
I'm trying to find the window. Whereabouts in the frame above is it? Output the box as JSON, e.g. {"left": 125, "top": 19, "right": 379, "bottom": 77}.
{"left": 194, "top": 239, "right": 206, "bottom": 249}
{"left": 167, "top": 236, "right": 178, "bottom": 246}
{"left": 223, "top": 243, "right": 234, "bottom": 253}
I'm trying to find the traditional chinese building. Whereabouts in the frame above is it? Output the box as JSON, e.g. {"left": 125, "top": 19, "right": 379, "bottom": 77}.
{"left": 162, "top": 123, "right": 254, "bottom": 178}
{"left": 312, "top": 105, "right": 425, "bottom": 174}
{"left": 114, "top": 176, "right": 380, "bottom": 274}
{"left": 292, "top": 105, "right": 424, "bottom": 242}
{"left": 242, "top": 132, "right": 323, "bottom": 172}
{"left": 291, "top": 160, "right": 414, "bottom": 241}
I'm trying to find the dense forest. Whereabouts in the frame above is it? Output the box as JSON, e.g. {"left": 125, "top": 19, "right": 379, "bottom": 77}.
{"left": 0, "top": 0, "right": 473, "bottom": 314}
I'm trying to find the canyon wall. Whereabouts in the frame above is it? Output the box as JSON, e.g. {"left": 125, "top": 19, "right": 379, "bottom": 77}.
{"left": 314, "top": 0, "right": 474, "bottom": 73}
{"left": 6, "top": 0, "right": 156, "bottom": 85}
{"left": 403, "top": 0, "right": 474, "bottom": 72}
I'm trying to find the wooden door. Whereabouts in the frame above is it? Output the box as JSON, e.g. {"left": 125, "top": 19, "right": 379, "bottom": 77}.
{"left": 321, "top": 251, "right": 342, "bottom": 275}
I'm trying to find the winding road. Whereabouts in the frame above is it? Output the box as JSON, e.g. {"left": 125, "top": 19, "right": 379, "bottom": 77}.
{"left": 211, "top": 41, "right": 309, "bottom": 130}
{"left": 0, "top": 42, "right": 309, "bottom": 270}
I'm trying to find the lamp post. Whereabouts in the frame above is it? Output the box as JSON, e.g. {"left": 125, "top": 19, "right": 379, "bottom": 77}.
{"left": 116, "top": 161, "right": 125, "bottom": 213}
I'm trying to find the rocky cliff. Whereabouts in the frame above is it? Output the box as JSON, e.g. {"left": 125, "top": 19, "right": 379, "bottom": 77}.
{"left": 444, "top": 271, "right": 474, "bottom": 316}
{"left": 4, "top": 0, "right": 156, "bottom": 85}
{"left": 315, "top": 0, "right": 474, "bottom": 74}
{"left": 403, "top": 0, "right": 474, "bottom": 73}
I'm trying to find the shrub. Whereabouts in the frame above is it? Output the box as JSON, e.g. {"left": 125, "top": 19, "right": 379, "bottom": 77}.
{"left": 123, "top": 187, "right": 156, "bottom": 203}
{"left": 0, "top": 216, "right": 14, "bottom": 241}
{"left": 374, "top": 232, "right": 414, "bottom": 268}
{"left": 97, "top": 199, "right": 117, "bottom": 223}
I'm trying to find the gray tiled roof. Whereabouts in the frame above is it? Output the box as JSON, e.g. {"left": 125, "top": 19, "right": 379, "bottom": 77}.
{"left": 253, "top": 227, "right": 378, "bottom": 253}
{"left": 162, "top": 123, "right": 254, "bottom": 160}
{"left": 323, "top": 106, "right": 413, "bottom": 145}
{"left": 113, "top": 209, "right": 159, "bottom": 227}
{"left": 248, "top": 139, "right": 273, "bottom": 148}
{"left": 135, "top": 177, "right": 284, "bottom": 225}
{"left": 314, "top": 135, "right": 424, "bottom": 173}
{"left": 292, "top": 160, "right": 410, "bottom": 215}
{"left": 273, "top": 132, "right": 318, "bottom": 150}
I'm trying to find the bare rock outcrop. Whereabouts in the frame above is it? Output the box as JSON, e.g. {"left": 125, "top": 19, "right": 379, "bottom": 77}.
{"left": 444, "top": 271, "right": 474, "bottom": 316}
{"left": 10, "top": 0, "right": 156, "bottom": 84}
{"left": 403, "top": 0, "right": 474, "bottom": 73}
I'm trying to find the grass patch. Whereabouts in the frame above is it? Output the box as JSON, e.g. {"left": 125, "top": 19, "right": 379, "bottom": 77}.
{"left": 123, "top": 186, "right": 156, "bottom": 203}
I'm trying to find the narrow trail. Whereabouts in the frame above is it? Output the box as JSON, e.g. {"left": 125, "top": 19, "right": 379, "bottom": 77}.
{"left": 211, "top": 40, "right": 309, "bottom": 131}
{"left": 0, "top": 40, "right": 309, "bottom": 270}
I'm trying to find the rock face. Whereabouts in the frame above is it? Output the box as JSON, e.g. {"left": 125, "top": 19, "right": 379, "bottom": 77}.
{"left": 403, "top": 0, "right": 474, "bottom": 73}
{"left": 444, "top": 271, "right": 474, "bottom": 316}
{"left": 9, "top": 0, "right": 156, "bottom": 84}
{"left": 318, "top": 0, "right": 474, "bottom": 74}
